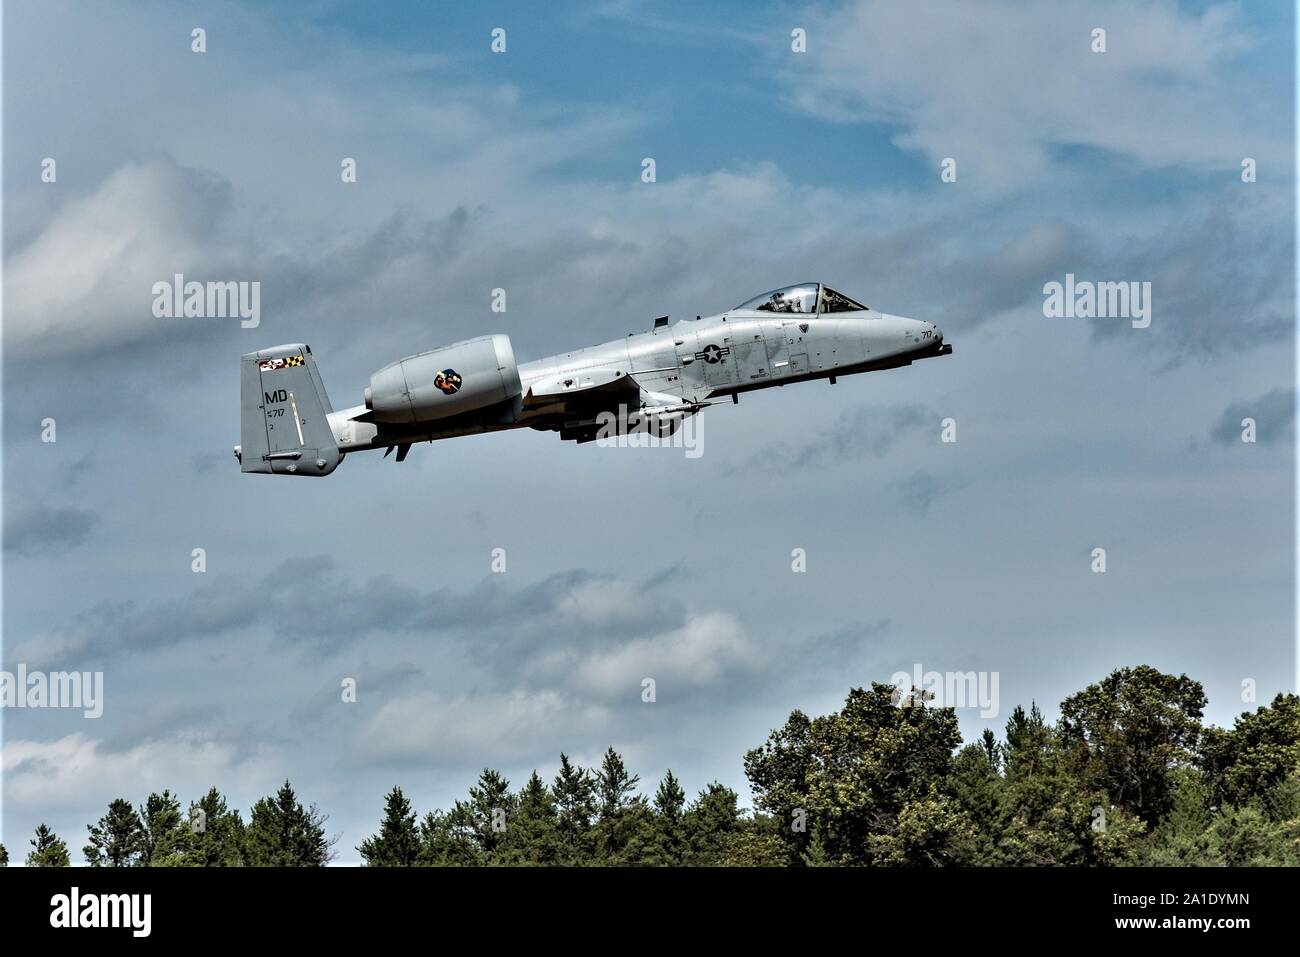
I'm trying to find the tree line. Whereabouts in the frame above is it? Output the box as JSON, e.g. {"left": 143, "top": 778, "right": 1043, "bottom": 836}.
{"left": 7, "top": 665, "right": 1298, "bottom": 866}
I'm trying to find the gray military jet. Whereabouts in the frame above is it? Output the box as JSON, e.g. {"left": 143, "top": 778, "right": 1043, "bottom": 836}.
{"left": 235, "top": 282, "right": 951, "bottom": 475}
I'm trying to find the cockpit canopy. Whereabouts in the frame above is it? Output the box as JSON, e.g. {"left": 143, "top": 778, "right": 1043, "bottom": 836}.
{"left": 733, "top": 283, "right": 868, "bottom": 315}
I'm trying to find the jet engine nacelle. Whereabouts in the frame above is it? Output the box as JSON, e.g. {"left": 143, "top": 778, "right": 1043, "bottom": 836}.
{"left": 364, "top": 334, "right": 522, "bottom": 424}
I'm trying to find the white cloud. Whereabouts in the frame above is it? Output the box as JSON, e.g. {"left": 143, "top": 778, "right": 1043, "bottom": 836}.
{"left": 360, "top": 690, "right": 610, "bottom": 763}
{"left": 5, "top": 157, "right": 237, "bottom": 358}
{"left": 784, "top": 0, "right": 1284, "bottom": 189}
{"left": 3, "top": 732, "right": 281, "bottom": 849}
{"left": 574, "top": 611, "right": 756, "bottom": 695}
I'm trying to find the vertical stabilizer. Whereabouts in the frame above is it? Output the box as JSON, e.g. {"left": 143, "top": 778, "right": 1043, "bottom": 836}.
{"left": 238, "top": 344, "right": 342, "bottom": 476}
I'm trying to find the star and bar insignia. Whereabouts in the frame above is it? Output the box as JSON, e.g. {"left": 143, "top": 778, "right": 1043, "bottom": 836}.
{"left": 695, "top": 344, "right": 731, "bottom": 364}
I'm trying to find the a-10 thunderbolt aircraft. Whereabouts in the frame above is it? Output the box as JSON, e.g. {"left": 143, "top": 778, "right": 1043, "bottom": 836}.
{"left": 235, "top": 283, "right": 951, "bottom": 476}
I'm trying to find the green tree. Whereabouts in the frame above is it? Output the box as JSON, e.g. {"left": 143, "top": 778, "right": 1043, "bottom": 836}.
{"left": 552, "top": 753, "right": 597, "bottom": 864}
{"left": 26, "top": 824, "right": 70, "bottom": 867}
{"left": 0, "top": 843, "right": 7, "bottom": 866}
{"left": 867, "top": 792, "right": 977, "bottom": 866}
{"left": 416, "top": 805, "right": 481, "bottom": 866}
{"left": 139, "top": 790, "right": 190, "bottom": 866}
{"left": 1003, "top": 703, "right": 1053, "bottom": 780}
{"left": 1205, "top": 805, "right": 1296, "bottom": 865}
{"left": 650, "top": 770, "right": 687, "bottom": 865}
{"left": 593, "top": 748, "right": 645, "bottom": 862}
{"left": 499, "top": 772, "right": 561, "bottom": 866}
{"left": 245, "top": 780, "right": 335, "bottom": 866}
{"left": 716, "top": 814, "right": 787, "bottom": 866}
{"left": 183, "top": 788, "right": 246, "bottom": 867}
{"left": 949, "top": 742, "right": 1007, "bottom": 865}
{"left": 684, "top": 783, "right": 742, "bottom": 865}
{"left": 358, "top": 786, "right": 420, "bottom": 866}
{"left": 998, "top": 703, "right": 1146, "bottom": 866}
{"left": 467, "top": 769, "right": 513, "bottom": 858}
{"left": 742, "top": 709, "right": 816, "bottom": 864}
{"left": 1059, "top": 665, "right": 1206, "bottom": 826}
{"left": 607, "top": 798, "right": 659, "bottom": 865}
{"left": 1201, "top": 693, "right": 1300, "bottom": 807}
{"left": 1180, "top": 771, "right": 1300, "bottom": 866}
{"left": 595, "top": 747, "right": 640, "bottom": 819}
{"left": 84, "top": 798, "right": 145, "bottom": 867}
{"left": 1145, "top": 768, "right": 1221, "bottom": 866}
{"left": 745, "top": 683, "right": 964, "bottom": 865}
{"left": 980, "top": 727, "right": 1000, "bottom": 768}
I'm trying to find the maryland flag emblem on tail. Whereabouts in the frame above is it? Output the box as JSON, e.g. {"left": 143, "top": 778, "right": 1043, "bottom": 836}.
{"left": 259, "top": 355, "right": 305, "bottom": 372}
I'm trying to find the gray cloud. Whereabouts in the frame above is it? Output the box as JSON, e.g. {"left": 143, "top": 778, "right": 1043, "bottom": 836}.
{"left": 1211, "top": 388, "right": 1296, "bottom": 446}
{"left": 3, "top": 500, "right": 98, "bottom": 558}
{"left": 811, "top": 618, "right": 892, "bottom": 661}
{"left": 891, "top": 470, "right": 961, "bottom": 515}
{"left": 740, "top": 403, "right": 935, "bottom": 474}
{"left": 8, "top": 558, "right": 697, "bottom": 675}
{"left": 289, "top": 660, "right": 425, "bottom": 724}
{"left": 1088, "top": 194, "right": 1295, "bottom": 366}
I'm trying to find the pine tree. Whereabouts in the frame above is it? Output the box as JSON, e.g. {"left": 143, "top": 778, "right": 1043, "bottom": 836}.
{"left": 140, "top": 790, "right": 189, "bottom": 866}
{"left": 552, "top": 753, "right": 597, "bottom": 864}
{"left": 684, "top": 783, "right": 742, "bottom": 865}
{"left": 416, "top": 806, "right": 481, "bottom": 866}
{"left": 499, "top": 771, "right": 561, "bottom": 865}
{"left": 1145, "top": 768, "right": 1215, "bottom": 865}
{"left": 467, "top": 769, "right": 513, "bottom": 858}
{"left": 651, "top": 770, "right": 687, "bottom": 864}
{"left": 358, "top": 786, "right": 420, "bottom": 866}
{"left": 596, "top": 747, "right": 640, "bottom": 819}
{"left": 949, "top": 742, "right": 1007, "bottom": 865}
{"left": 84, "top": 798, "right": 145, "bottom": 866}
{"left": 26, "top": 824, "right": 70, "bottom": 866}
{"left": 801, "top": 828, "right": 832, "bottom": 866}
{"left": 980, "top": 728, "right": 1000, "bottom": 769}
{"left": 1004, "top": 703, "right": 1052, "bottom": 780}
{"left": 614, "top": 798, "right": 660, "bottom": 865}
{"left": 593, "top": 748, "right": 643, "bottom": 862}
{"left": 183, "top": 788, "right": 246, "bottom": 866}
{"left": 0, "top": 843, "right": 7, "bottom": 866}
{"left": 245, "top": 780, "right": 335, "bottom": 866}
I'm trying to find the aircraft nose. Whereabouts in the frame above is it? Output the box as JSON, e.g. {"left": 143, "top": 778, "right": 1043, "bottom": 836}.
{"left": 909, "top": 319, "right": 941, "bottom": 346}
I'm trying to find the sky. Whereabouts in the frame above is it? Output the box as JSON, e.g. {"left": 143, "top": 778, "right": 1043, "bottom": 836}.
{"left": 1, "top": 0, "right": 1295, "bottom": 862}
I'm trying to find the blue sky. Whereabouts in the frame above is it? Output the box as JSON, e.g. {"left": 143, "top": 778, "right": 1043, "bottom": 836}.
{"left": 2, "top": 0, "right": 1296, "bottom": 861}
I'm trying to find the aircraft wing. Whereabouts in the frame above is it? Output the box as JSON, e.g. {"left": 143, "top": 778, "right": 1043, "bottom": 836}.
{"left": 522, "top": 367, "right": 706, "bottom": 443}
{"left": 522, "top": 367, "right": 642, "bottom": 409}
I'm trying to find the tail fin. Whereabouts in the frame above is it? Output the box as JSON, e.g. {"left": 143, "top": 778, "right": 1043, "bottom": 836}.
{"left": 237, "top": 344, "right": 342, "bottom": 476}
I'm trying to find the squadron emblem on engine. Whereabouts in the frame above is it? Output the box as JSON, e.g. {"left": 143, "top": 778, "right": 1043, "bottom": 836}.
{"left": 434, "top": 369, "right": 463, "bottom": 395}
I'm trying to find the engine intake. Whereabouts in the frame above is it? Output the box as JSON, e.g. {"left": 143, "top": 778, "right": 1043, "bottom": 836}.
{"left": 365, "top": 334, "right": 521, "bottom": 424}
